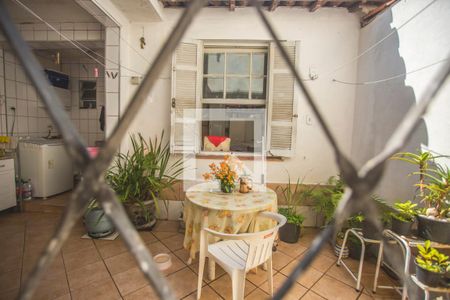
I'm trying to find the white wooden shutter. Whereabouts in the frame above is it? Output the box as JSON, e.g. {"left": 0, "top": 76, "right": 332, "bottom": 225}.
{"left": 267, "top": 41, "right": 299, "bottom": 157}
{"left": 170, "top": 41, "right": 202, "bottom": 153}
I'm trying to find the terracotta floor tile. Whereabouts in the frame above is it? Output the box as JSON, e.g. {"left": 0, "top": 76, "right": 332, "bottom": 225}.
{"left": 153, "top": 220, "right": 179, "bottom": 232}
{"left": 161, "top": 233, "right": 185, "bottom": 252}
{"left": 280, "top": 260, "right": 323, "bottom": 288}
{"left": 311, "top": 275, "right": 360, "bottom": 300}
{"left": 0, "top": 288, "right": 19, "bottom": 300}
{"left": 319, "top": 245, "right": 337, "bottom": 259}
{"left": 166, "top": 267, "right": 199, "bottom": 299}
{"left": 71, "top": 277, "right": 121, "bottom": 300}
{"left": 123, "top": 285, "right": 159, "bottom": 300}
{"left": 62, "top": 244, "right": 101, "bottom": 272}
{"left": 162, "top": 253, "right": 186, "bottom": 276}
{"left": 260, "top": 273, "right": 307, "bottom": 300}
{"left": 209, "top": 274, "right": 257, "bottom": 300}
{"left": 326, "top": 264, "right": 356, "bottom": 287}
{"left": 0, "top": 269, "right": 20, "bottom": 294}
{"left": 153, "top": 231, "right": 178, "bottom": 240}
{"left": 185, "top": 285, "right": 222, "bottom": 300}
{"left": 105, "top": 251, "right": 138, "bottom": 275}
{"left": 147, "top": 241, "right": 171, "bottom": 255}
{"left": 67, "top": 261, "right": 110, "bottom": 291}
{"left": 95, "top": 239, "right": 128, "bottom": 259}
{"left": 113, "top": 266, "right": 148, "bottom": 296}
{"left": 32, "top": 269, "right": 70, "bottom": 300}
{"left": 61, "top": 236, "right": 95, "bottom": 255}
{"left": 298, "top": 253, "right": 335, "bottom": 273}
{"left": 188, "top": 258, "right": 227, "bottom": 284}
{"left": 361, "top": 274, "right": 399, "bottom": 298}
{"left": 277, "top": 241, "right": 308, "bottom": 258}
{"left": 244, "top": 288, "right": 269, "bottom": 300}
{"left": 22, "top": 253, "right": 65, "bottom": 282}
{"left": 0, "top": 253, "right": 22, "bottom": 273}
{"left": 246, "top": 266, "right": 275, "bottom": 287}
{"left": 272, "top": 250, "right": 294, "bottom": 271}
{"left": 301, "top": 291, "right": 326, "bottom": 300}
{"left": 140, "top": 231, "right": 158, "bottom": 244}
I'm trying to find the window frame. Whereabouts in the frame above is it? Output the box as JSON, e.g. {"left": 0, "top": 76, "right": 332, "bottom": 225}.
{"left": 202, "top": 46, "right": 269, "bottom": 106}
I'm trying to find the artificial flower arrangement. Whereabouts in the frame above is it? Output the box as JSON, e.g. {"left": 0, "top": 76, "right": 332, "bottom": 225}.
{"left": 203, "top": 155, "right": 242, "bottom": 193}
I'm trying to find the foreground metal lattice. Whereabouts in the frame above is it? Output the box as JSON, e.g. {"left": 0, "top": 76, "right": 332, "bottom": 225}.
{"left": 0, "top": 0, "right": 448, "bottom": 299}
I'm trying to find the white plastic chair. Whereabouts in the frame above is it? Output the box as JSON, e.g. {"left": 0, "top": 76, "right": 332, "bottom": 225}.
{"left": 197, "top": 212, "right": 287, "bottom": 300}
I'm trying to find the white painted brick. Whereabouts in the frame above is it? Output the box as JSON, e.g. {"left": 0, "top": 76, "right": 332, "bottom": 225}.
{"left": 74, "top": 30, "right": 88, "bottom": 40}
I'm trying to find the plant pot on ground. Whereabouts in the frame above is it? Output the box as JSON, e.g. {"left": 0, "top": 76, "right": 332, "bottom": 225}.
{"left": 106, "top": 132, "right": 184, "bottom": 230}
{"left": 415, "top": 240, "right": 449, "bottom": 287}
{"left": 84, "top": 202, "right": 115, "bottom": 238}
{"left": 277, "top": 173, "right": 309, "bottom": 244}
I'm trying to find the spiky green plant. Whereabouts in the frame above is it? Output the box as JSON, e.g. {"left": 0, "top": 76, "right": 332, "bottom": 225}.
{"left": 105, "top": 132, "right": 184, "bottom": 216}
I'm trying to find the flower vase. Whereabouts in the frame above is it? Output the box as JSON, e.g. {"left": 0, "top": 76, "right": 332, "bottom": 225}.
{"left": 220, "top": 181, "right": 234, "bottom": 193}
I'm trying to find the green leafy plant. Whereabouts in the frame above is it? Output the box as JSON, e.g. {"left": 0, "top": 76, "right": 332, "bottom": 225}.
{"left": 277, "top": 173, "right": 312, "bottom": 226}
{"left": 416, "top": 240, "right": 449, "bottom": 273}
{"left": 393, "top": 151, "right": 450, "bottom": 219}
{"left": 278, "top": 207, "right": 305, "bottom": 226}
{"left": 106, "top": 132, "right": 184, "bottom": 218}
{"left": 391, "top": 200, "right": 417, "bottom": 222}
{"left": 312, "top": 175, "right": 344, "bottom": 225}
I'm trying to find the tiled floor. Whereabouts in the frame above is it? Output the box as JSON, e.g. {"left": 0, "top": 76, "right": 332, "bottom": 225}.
{"left": 0, "top": 194, "right": 401, "bottom": 300}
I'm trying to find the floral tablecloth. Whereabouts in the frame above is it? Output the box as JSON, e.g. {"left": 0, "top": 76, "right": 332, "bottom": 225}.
{"left": 183, "top": 182, "right": 277, "bottom": 259}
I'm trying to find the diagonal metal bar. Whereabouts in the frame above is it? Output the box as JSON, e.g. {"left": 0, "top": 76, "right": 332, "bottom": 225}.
{"left": 359, "top": 62, "right": 450, "bottom": 176}
{"left": 0, "top": 0, "right": 89, "bottom": 168}
{"left": 90, "top": 0, "right": 207, "bottom": 178}
{"left": 252, "top": 0, "right": 359, "bottom": 186}
{"left": 0, "top": 0, "right": 205, "bottom": 298}
{"left": 272, "top": 58, "right": 450, "bottom": 300}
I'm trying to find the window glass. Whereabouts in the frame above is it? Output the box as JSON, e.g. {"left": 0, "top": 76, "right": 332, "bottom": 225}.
{"left": 203, "top": 53, "right": 224, "bottom": 74}
{"left": 251, "top": 78, "right": 266, "bottom": 99}
{"left": 226, "top": 77, "right": 249, "bottom": 99}
{"left": 226, "top": 53, "right": 250, "bottom": 75}
{"left": 252, "top": 53, "right": 267, "bottom": 76}
{"left": 203, "top": 78, "right": 223, "bottom": 98}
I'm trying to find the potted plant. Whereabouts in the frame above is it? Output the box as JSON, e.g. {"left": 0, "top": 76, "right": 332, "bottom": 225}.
{"left": 390, "top": 200, "right": 417, "bottom": 236}
{"left": 203, "top": 155, "right": 240, "bottom": 193}
{"left": 415, "top": 240, "right": 449, "bottom": 287}
{"left": 393, "top": 151, "right": 450, "bottom": 243}
{"left": 277, "top": 174, "right": 310, "bottom": 243}
{"left": 106, "top": 132, "right": 184, "bottom": 230}
{"left": 84, "top": 199, "right": 115, "bottom": 238}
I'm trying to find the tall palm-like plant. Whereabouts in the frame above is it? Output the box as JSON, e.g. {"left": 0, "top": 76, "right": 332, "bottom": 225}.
{"left": 106, "top": 132, "right": 184, "bottom": 223}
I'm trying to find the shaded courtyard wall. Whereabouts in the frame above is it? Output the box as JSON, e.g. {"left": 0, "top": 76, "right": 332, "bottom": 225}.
{"left": 352, "top": 0, "right": 450, "bottom": 203}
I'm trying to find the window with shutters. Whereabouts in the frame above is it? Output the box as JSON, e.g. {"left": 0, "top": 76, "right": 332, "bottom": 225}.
{"left": 170, "top": 41, "right": 299, "bottom": 157}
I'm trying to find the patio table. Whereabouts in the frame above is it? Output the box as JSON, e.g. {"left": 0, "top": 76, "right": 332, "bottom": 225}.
{"left": 183, "top": 181, "right": 277, "bottom": 264}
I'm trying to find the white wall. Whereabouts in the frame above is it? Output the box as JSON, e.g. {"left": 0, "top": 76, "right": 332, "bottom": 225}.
{"left": 117, "top": 7, "right": 361, "bottom": 185}
{"left": 352, "top": 0, "right": 450, "bottom": 203}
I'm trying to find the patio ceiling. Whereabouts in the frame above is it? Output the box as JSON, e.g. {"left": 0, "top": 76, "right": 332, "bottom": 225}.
{"left": 159, "top": 0, "right": 398, "bottom": 26}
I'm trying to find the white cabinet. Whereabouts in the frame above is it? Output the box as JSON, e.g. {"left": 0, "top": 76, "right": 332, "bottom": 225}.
{"left": 0, "top": 158, "right": 16, "bottom": 211}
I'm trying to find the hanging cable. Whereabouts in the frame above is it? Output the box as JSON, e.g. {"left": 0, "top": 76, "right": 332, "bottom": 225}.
{"left": 302, "top": 0, "right": 439, "bottom": 81}
{"left": 332, "top": 57, "right": 449, "bottom": 85}
{"left": 12, "top": 0, "right": 145, "bottom": 77}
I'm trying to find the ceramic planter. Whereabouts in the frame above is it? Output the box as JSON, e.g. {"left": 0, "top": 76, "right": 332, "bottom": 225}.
{"left": 417, "top": 215, "right": 450, "bottom": 244}
{"left": 362, "top": 220, "right": 381, "bottom": 240}
{"left": 84, "top": 207, "right": 115, "bottom": 238}
{"left": 125, "top": 199, "right": 157, "bottom": 230}
{"left": 278, "top": 222, "right": 301, "bottom": 243}
{"left": 391, "top": 218, "right": 413, "bottom": 237}
{"left": 415, "top": 262, "right": 446, "bottom": 287}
